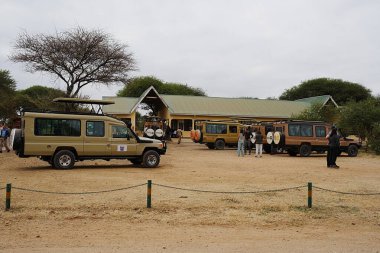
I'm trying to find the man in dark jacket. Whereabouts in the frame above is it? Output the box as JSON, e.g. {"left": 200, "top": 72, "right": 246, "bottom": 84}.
{"left": 244, "top": 127, "right": 253, "bottom": 155}
{"left": 326, "top": 127, "right": 340, "bottom": 168}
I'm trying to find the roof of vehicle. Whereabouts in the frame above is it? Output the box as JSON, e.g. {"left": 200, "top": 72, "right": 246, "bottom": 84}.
{"left": 53, "top": 98, "right": 115, "bottom": 105}
{"left": 23, "top": 111, "right": 124, "bottom": 124}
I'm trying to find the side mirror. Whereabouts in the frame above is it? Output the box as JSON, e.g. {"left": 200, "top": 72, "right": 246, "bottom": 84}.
{"left": 126, "top": 122, "right": 132, "bottom": 128}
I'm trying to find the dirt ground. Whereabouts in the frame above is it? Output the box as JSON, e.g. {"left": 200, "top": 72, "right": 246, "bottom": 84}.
{"left": 0, "top": 139, "right": 380, "bottom": 252}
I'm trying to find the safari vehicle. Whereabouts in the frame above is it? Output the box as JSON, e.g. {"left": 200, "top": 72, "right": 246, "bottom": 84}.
{"left": 266, "top": 120, "right": 361, "bottom": 157}
{"left": 10, "top": 98, "right": 166, "bottom": 169}
{"left": 143, "top": 116, "right": 165, "bottom": 140}
{"left": 191, "top": 121, "right": 243, "bottom": 149}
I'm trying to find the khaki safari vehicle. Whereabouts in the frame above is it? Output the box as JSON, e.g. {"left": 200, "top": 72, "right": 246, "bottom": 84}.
{"left": 143, "top": 116, "right": 165, "bottom": 140}
{"left": 191, "top": 121, "right": 244, "bottom": 150}
{"left": 266, "top": 120, "right": 361, "bottom": 157}
{"left": 10, "top": 98, "right": 166, "bottom": 169}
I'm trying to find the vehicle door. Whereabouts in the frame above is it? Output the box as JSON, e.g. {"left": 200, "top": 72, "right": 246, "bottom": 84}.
{"left": 227, "top": 124, "right": 238, "bottom": 144}
{"left": 110, "top": 125, "right": 138, "bottom": 156}
{"left": 83, "top": 120, "right": 111, "bottom": 156}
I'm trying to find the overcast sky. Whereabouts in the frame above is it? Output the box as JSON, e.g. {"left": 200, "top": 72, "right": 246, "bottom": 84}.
{"left": 1, "top": 0, "right": 379, "bottom": 99}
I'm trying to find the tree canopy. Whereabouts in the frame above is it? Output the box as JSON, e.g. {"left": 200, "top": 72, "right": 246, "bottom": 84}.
{"left": 0, "top": 70, "right": 17, "bottom": 121}
{"left": 279, "top": 78, "right": 372, "bottom": 105}
{"left": 10, "top": 27, "right": 136, "bottom": 98}
{"left": 117, "top": 76, "right": 206, "bottom": 97}
{"left": 291, "top": 102, "right": 339, "bottom": 124}
{"left": 16, "top": 85, "right": 66, "bottom": 112}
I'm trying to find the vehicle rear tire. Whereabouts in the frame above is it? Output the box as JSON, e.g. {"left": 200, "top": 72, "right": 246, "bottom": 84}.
{"left": 143, "top": 150, "right": 160, "bottom": 168}
{"left": 347, "top": 145, "right": 358, "bottom": 157}
{"left": 215, "top": 139, "right": 225, "bottom": 150}
{"left": 299, "top": 144, "right": 311, "bottom": 157}
{"left": 11, "top": 129, "right": 22, "bottom": 151}
{"left": 53, "top": 150, "right": 75, "bottom": 169}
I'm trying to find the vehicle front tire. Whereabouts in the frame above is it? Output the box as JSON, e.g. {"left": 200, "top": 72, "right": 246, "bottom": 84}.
{"left": 347, "top": 145, "right": 358, "bottom": 157}
{"left": 53, "top": 150, "right": 75, "bottom": 169}
{"left": 299, "top": 144, "right": 311, "bottom": 157}
{"left": 142, "top": 150, "right": 160, "bottom": 168}
{"left": 215, "top": 139, "right": 225, "bottom": 150}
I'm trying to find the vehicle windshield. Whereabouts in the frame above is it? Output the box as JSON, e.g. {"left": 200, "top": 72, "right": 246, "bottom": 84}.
{"left": 112, "top": 125, "right": 135, "bottom": 139}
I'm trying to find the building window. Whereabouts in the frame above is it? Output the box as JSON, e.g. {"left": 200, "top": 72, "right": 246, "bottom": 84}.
{"left": 171, "top": 119, "right": 192, "bottom": 131}
{"left": 86, "top": 121, "right": 105, "bottom": 137}
{"left": 35, "top": 118, "right": 81, "bottom": 136}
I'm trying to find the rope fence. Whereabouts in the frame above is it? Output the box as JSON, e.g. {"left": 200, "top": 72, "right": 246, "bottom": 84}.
{"left": 1, "top": 181, "right": 380, "bottom": 211}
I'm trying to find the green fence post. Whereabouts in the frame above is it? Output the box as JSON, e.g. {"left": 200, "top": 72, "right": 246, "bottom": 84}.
{"left": 147, "top": 180, "right": 152, "bottom": 208}
{"left": 5, "top": 183, "right": 11, "bottom": 211}
{"left": 308, "top": 182, "right": 312, "bottom": 208}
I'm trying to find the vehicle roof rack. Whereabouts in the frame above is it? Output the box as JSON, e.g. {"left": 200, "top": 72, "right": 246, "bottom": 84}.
{"left": 53, "top": 97, "right": 115, "bottom": 115}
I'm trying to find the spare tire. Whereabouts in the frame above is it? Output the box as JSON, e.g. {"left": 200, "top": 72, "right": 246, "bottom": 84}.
{"left": 145, "top": 128, "right": 154, "bottom": 137}
{"left": 11, "top": 129, "right": 22, "bottom": 151}
{"left": 190, "top": 130, "right": 195, "bottom": 140}
{"left": 155, "top": 129, "right": 163, "bottom": 138}
{"left": 250, "top": 132, "right": 256, "bottom": 144}
{"left": 194, "top": 129, "right": 201, "bottom": 142}
{"left": 273, "top": 131, "right": 281, "bottom": 145}
{"left": 266, "top": 132, "right": 273, "bottom": 145}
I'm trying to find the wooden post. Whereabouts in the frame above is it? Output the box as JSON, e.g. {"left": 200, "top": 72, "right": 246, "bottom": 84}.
{"left": 5, "top": 183, "right": 11, "bottom": 211}
{"left": 147, "top": 180, "right": 152, "bottom": 208}
{"left": 308, "top": 182, "right": 312, "bottom": 208}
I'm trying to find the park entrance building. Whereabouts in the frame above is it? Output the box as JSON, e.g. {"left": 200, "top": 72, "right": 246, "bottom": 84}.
{"left": 103, "top": 86, "right": 338, "bottom": 137}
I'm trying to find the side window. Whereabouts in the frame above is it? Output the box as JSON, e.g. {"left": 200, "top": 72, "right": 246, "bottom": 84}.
{"left": 86, "top": 121, "right": 104, "bottom": 137}
{"left": 300, "top": 125, "right": 313, "bottom": 137}
{"left": 206, "top": 124, "right": 227, "bottom": 134}
{"left": 288, "top": 124, "right": 300, "bottom": 136}
{"left": 275, "top": 127, "right": 283, "bottom": 132}
{"left": 35, "top": 118, "right": 81, "bottom": 136}
{"left": 229, "top": 125, "right": 237, "bottom": 133}
{"left": 112, "top": 125, "right": 132, "bottom": 138}
{"left": 315, "top": 126, "right": 326, "bottom": 137}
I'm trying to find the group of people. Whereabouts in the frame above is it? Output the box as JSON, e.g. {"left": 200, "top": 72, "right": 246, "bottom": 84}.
{"left": 237, "top": 127, "right": 263, "bottom": 157}
{"left": 236, "top": 125, "right": 342, "bottom": 168}
{"left": 0, "top": 122, "right": 11, "bottom": 153}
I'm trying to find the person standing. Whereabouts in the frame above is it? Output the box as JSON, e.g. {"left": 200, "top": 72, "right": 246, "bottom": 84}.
{"left": 244, "top": 127, "right": 253, "bottom": 155}
{"left": 0, "top": 123, "right": 11, "bottom": 153}
{"left": 237, "top": 129, "right": 245, "bottom": 157}
{"left": 177, "top": 128, "right": 182, "bottom": 144}
{"left": 255, "top": 130, "right": 263, "bottom": 157}
{"left": 326, "top": 127, "right": 340, "bottom": 168}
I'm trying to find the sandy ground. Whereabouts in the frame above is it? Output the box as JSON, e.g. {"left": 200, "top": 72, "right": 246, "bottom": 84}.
{"left": 0, "top": 139, "right": 379, "bottom": 252}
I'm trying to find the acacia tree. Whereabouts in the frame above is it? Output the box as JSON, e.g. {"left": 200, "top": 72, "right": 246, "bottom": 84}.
{"left": 280, "top": 78, "right": 372, "bottom": 104}
{"left": 0, "top": 70, "right": 17, "bottom": 121}
{"left": 10, "top": 27, "right": 136, "bottom": 98}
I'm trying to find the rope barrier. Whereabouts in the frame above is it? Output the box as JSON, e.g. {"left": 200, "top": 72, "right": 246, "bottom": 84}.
{"left": 153, "top": 183, "right": 307, "bottom": 194}
{"left": 313, "top": 186, "right": 380, "bottom": 196}
{"left": 12, "top": 183, "right": 147, "bottom": 195}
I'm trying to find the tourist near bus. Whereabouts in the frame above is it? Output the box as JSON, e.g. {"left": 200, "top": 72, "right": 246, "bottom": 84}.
{"left": 255, "top": 130, "right": 263, "bottom": 158}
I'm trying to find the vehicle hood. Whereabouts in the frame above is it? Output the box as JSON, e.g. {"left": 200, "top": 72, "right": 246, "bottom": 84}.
{"left": 139, "top": 137, "right": 161, "bottom": 143}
